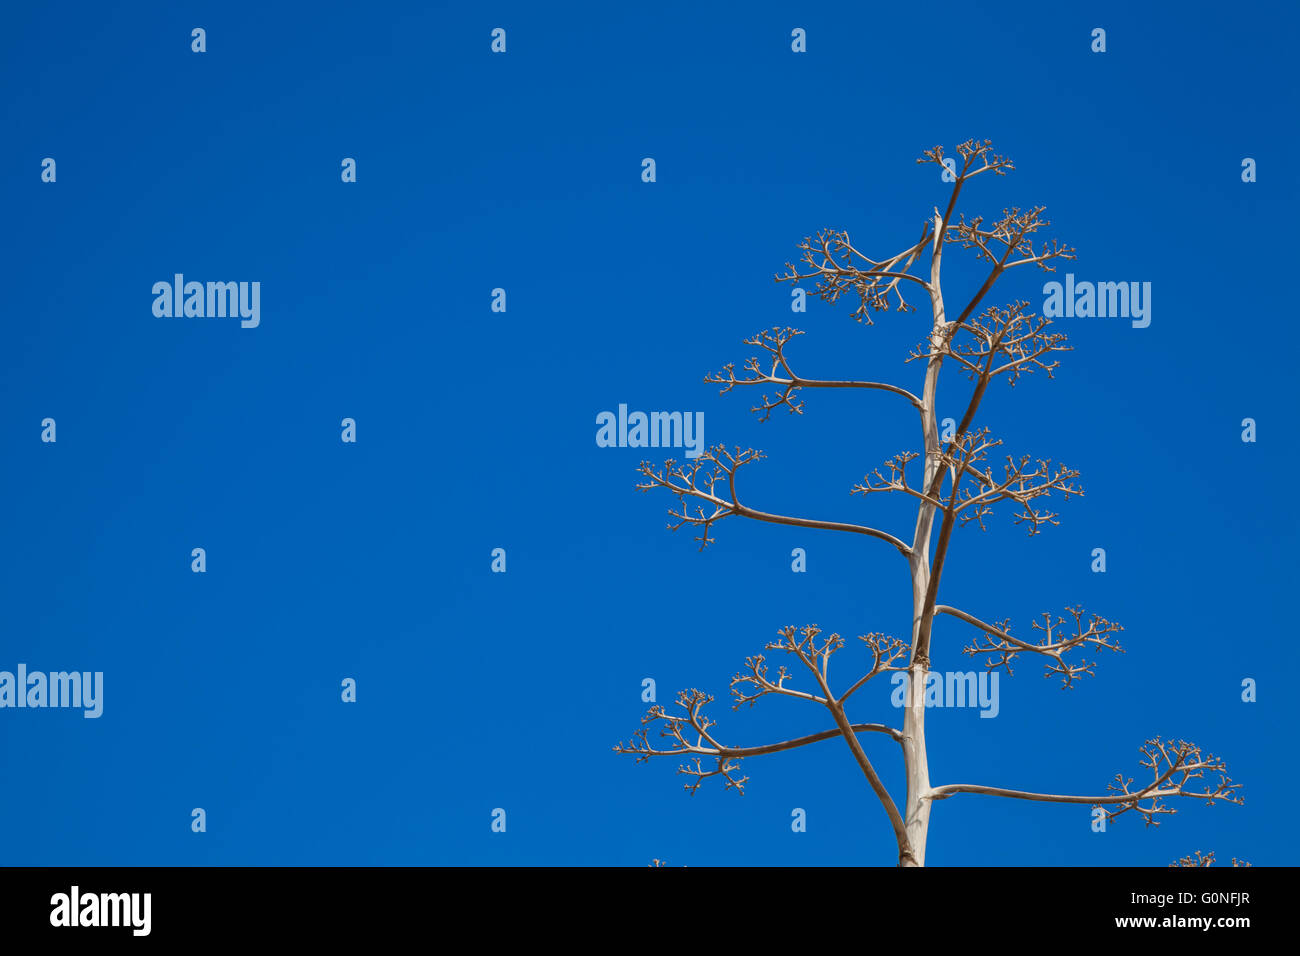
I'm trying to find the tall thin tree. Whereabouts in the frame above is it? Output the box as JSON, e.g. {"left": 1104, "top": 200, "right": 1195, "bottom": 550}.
{"left": 615, "top": 140, "right": 1242, "bottom": 866}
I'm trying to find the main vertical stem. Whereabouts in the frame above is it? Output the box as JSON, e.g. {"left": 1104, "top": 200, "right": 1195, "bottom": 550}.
{"left": 902, "top": 555, "right": 932, "bottom": 866}
{"left": 899, "top": 212, "right": 950, "bottom": 867}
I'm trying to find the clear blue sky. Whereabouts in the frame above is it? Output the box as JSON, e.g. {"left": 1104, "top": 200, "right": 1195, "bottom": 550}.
{"left": 1, "top": 0, "right": 1295, "bottom": 866}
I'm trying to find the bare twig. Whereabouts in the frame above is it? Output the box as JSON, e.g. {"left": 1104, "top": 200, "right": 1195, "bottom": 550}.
{"left": 937, "top": 604, "right": 1124, "bottom": 687}
{"left": 928, "top": 738, "right": 1243, "bottom": 828}
{"left": 637, "top": 445, "right": 911, "bottom": 555}
{"left": 707, "top": 327, "right": 922, "bottom": 422}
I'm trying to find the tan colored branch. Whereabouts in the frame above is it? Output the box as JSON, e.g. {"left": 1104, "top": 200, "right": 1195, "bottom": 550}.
{"left": 928, "top": 738, "right": 1243, "bottom": 828}
{"left": 774, "top": 228, "right": 933, "bottom": 321}
{"left": 1171, "top": 851, "right": 1251, "bottom": 867}
{"left": 637, "top": 446, "right": 910, "bottom": 555}
{"left": 936, "top": 604, "right": 1123, "bottom": 686}
{"left": 707, "top": 327, "right": 922, "bottom": 422}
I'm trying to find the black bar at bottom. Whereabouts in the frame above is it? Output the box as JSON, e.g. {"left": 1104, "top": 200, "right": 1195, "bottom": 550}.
{"left": 0, "top": 865, "right": 1277, "bottom": 941}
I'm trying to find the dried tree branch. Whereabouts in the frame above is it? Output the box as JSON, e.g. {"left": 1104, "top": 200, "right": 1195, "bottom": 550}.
{"left": 774, "top": 228, "right": 933, "bottom": 322}
{"left": 855, "top": 428, "right": 1083, "bottom": 536}
{"left": 936, "top": 604, "right": 1123, "bottom": 687}
{"left": 707, "top": 327, "right": 922, "bottom": 422}
{"left": 908, "top": 301, "right": 1070, "bottom": 387}
{"left": 1170, "top": 851, "right": 1251, "bottom": 868}
{"left": 732, "top": 625, "right": 909, "bottom": 708}
{"left": 616, "top": 624, "right": 911, "bottom": 852}
{"left": 637, "top": 445, "right": 911, "bottom": 555}
{"left": 929, "top": 738, "right": 1243, "bottom": 828}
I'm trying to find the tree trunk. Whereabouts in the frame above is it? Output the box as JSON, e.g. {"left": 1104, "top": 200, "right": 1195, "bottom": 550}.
{"left": 897, "top": 212, "right": 950, "bottom": 867}
{"left": 899, "top": 552, "right": 932, "bottom": 866}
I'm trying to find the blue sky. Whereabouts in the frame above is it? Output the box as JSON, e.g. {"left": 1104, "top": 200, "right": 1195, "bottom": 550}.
{"left": 1, "top": 0, "right": 1296, "bottom": 866}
